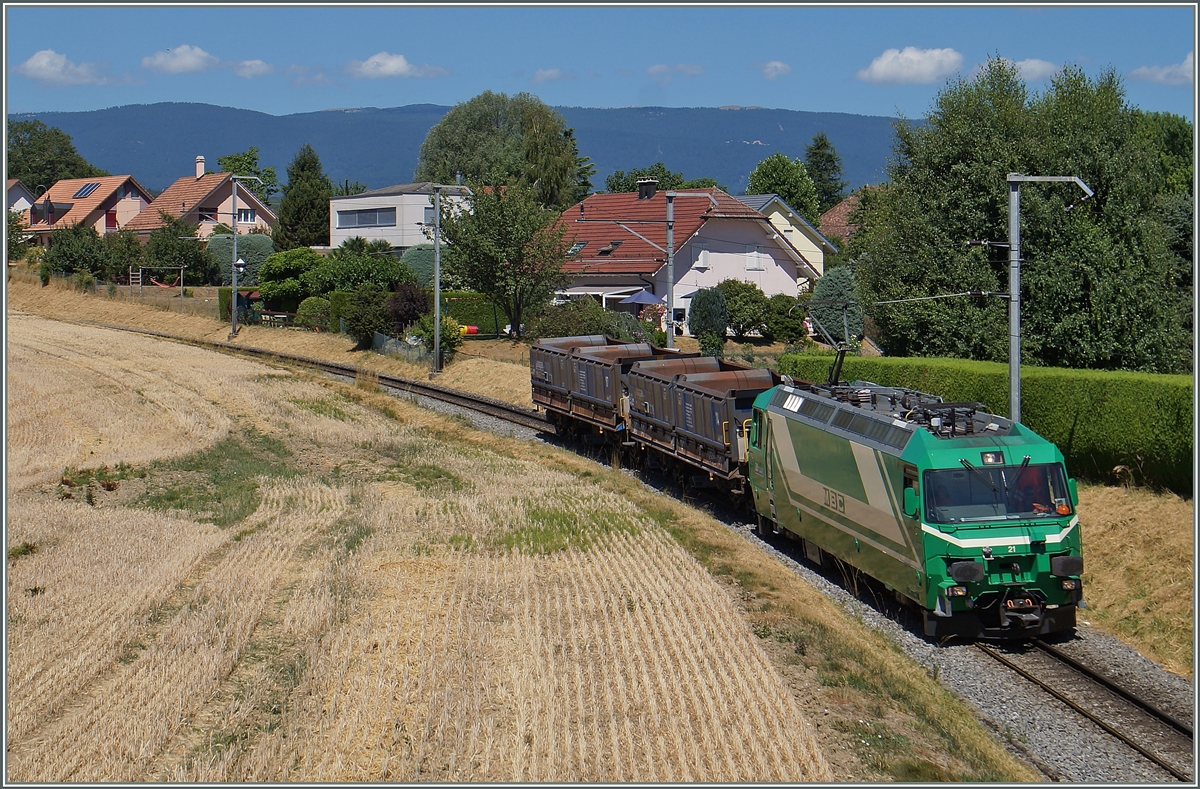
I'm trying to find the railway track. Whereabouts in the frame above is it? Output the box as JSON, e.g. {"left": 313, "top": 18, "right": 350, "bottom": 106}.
{"left": 976, "top": 640, "right": 1194, "bottom": 782}
{"left": 74, "top": 322, "right": 552, "bottom": 433}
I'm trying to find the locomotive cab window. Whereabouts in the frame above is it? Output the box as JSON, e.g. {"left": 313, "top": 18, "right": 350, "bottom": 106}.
{"left": 925, "top": 462, "right": 1073, "bottom": 524}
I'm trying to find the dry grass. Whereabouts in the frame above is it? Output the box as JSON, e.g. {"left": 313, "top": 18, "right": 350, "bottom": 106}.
{"left": 1076, "top": 484, "right": 1194, "bottom": 675}
{"left": 6, "top": 312, "right": 835, "bottom": 782}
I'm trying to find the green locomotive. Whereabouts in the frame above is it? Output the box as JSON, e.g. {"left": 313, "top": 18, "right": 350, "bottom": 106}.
{"left": 748, "top": 379, "right": 1083, "bottom": 639}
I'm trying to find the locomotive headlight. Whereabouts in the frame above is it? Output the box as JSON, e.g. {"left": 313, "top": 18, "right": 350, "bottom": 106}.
{"left": 945, "top": 585, "right": 969, "bottom": 597}
{"left": 1061, "top": 579, "right": 1081, "bottom": 591}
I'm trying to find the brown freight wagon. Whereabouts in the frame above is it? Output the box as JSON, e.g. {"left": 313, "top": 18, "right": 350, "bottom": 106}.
{"left": 628, "top": 357, "right": 780, "bottom": 482}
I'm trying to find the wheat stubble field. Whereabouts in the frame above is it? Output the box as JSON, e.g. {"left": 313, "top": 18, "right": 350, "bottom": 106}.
{"left": 7, "top": 312, "right": 838, "bottom": 782}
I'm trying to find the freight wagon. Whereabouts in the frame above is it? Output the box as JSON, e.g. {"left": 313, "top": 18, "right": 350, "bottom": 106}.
{"left": 530, "top": 335, "right": 1083, "bottom": 639}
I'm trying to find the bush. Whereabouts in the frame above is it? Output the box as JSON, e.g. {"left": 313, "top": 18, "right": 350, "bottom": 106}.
{"left": 146, "top": 213, "right": 217, "bottom": 285}
{"left": 257, "top": 247, "right": 325, "bottom": 304}
{"left": 402, "top": 243, "right": 436, "bottom": 288}
{"left": 44, "top": 224, "right": 106, "bottom": 277}
{"left": 328, "top": 291, "right": 351, "bottom": 332}
{"left": 765, "top": 293, "right": 810, "bottom": 345}
{"left": 300, "top": 253, "right": 416, "bottom": 296}
{"left": 527, "top": 297, "right": 640, "bottom": 341}
{"left": 775, "top": 353, "right": 1193, "bottom": 495}
{"left": 343, "top": 283, "right": 392, "bottom": 349}
{"left": 206, "top": 234, "right": 275, "bottom": 286}
{"left": 716, "top": 279, "right": 768, "bottom": 340}
{"left": 295, "top": 296, "right": 331, "bottom": 330}
{"left": 411, "top": 312, "right": 465, "bottom": 364}
{"left": 386, "top": 284, "right": 433, "bottom": 334}
{"left": 71, "top": 270, "right": 96, "bottom": 292}
{"left": 218, "top": 287, "right": 256, "bottom": 321}
{"left": 101, "top": 230, "right": 145, "bottom": 282}
{"left": 38, "top": 260, "right": 51, "bottom": 286}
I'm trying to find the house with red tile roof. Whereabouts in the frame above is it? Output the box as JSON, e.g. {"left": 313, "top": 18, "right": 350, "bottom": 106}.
{"left": 818, "top": 186, "right": 880, "bottom": 245}
{"left": 124, "top": 155, "right": 276, "bottom": 241}
{"left": 556, "top": 180, "right": 819, "bottom": 333}
{"left": 23, "top": 175, "right": 153, "bottom": 248}
{"left": 7, "top": 179, "right": 36, "bottom": 213}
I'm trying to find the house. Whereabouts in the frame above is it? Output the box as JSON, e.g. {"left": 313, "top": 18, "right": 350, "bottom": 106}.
{"left": 23, "top": 175, "right": 153, "bottom": 248}
{"left": 329, "top": 182, "right": 469, "bottom": 254}
{"left": 735, "top": 194, "right": 837, "bottom": 279}
{"left": 557, "top": 180, "right": 820, "bottom": 333}
{"left": 7, "top": 179, "right": 36, "bottom": 213}
{"left": 818, "top": 189, "right": 874, "bottom": 245}
{"left": 124, "top": 156, "right": 276, "bottom": 241}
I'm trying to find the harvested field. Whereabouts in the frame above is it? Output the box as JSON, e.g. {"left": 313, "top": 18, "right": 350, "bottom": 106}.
{"left": 6, "top": 313, "right": 833, "bottom": 782}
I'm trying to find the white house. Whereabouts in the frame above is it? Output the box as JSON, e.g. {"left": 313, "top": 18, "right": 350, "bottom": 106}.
{"left": 329, "top": 182, "right": 469, "bottom": 254}
{"left": 556, "top": 181, "right": 820, "bottom": 333}
{"left": 735, "top": 193, "right": 838, "bottom": 278}
{"left": 7, "top": 179, "right": 36, "bottom": 213}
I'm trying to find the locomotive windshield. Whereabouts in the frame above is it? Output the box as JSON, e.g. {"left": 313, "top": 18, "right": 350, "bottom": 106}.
{"left": 924, "top": 462, "right": 1072, "bottom": 524}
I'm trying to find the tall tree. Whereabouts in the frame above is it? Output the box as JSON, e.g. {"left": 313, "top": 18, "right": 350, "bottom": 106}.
{"left": 438, "top": 179, "right": 570, "bottom": 337}
{"left": 217, "top": 146, "right": 279, "bottom": 203}
{"left": 804, "top": 132, "right": 848, "bottom": 215}
{"left": 849, "top": 58, "right": 1190, "bottom": 374}
{"left": 333, "top": 178, "right": 368, "bottom": 196}
{"left": 7, "top": 119, "right": 108, "bottom": 189}
{"left": 275, "top": 144, "right": 332, "bottom": 251}
{"left": 415, "top": 91, "right": 589, "bottom": 209}
{"left": 146, "top": 213, "right": 217, "bottom": 285}
{"left": 746, "top": 153, "right": 820, "bottom": 225}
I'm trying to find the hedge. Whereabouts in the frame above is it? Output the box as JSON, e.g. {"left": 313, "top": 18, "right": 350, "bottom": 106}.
{"left": 440, "top": 291, "right": 509, "bottom": 336}
{"left": 777, "top": 354, "right": 1193, "bottom": 496}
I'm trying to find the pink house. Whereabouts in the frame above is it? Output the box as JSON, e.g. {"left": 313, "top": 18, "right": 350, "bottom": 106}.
{"left": 24, "top": 175, "right": 153, "bottom": 247}
{"left": 124, "top": 155, "right": 276, "bottom": 241}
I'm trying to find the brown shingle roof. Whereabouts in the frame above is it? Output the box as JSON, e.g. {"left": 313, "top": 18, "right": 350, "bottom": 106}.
{"left": 557, "top": 188, "right": 768, "bottom": 275}
{"left": 817, "top": 194, "right": 860, "bottom": 243}
{"left": 124, "top": 172, "right": 232, "bottom": 231}
{"left": 25, "top": 175, "right": 150, "bottom": 231}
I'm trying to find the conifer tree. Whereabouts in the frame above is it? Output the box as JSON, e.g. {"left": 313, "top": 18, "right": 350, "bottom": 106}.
{"left": 804, "top": 132, "right": 848, "bottom": 215}
{"left": 276, "top": 144, "right": 332, "bottom": 251}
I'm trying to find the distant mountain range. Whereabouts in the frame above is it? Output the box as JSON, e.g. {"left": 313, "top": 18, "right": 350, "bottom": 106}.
{"left": 9, "top": 102, "right": 902, "bottom": 196}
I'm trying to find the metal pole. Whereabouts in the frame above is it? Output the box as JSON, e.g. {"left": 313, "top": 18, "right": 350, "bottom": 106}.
{"left": 1007, "top": 179, "right": 1021, "bottom": 423}
{"left": 433, "top": 187, "right": 442, "bottom": 375}
{"left": 231, "top": 177, "right": 239, "bottom": 336}
{"left": 665, "top": 192, "right": 675, "bottom": 349}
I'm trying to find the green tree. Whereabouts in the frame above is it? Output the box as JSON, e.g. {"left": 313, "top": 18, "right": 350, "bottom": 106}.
{"left": 275, "top": 144, "right": 332, "bottom": 251}
{"left": 804, "top": 132, "right": 848, "bottom": 215}
{"left": 333, "top": 179, "right": 368, "bottom": 197}
{"left": 386, "top": 284, "right": 433, "bottom": 334}
{"left": 411, "top": 312, "right": 465, "bottom": 363}
{"left": 300, "top": 245, "right": 416, "bottom": 296}
{"left": 763, "top": 293, "right": 810, "bottom": 345}
{"left": 747, "top": 153, "right": 820, "bottom": 225}
{"left": 401, "top": 243, "right": 437, "bottom": 288}
{"left": 715, "top": 279, "right": 769, "bottom": 340}
{"left": 603, "top": 162, "right": 726, "bottom": 193}
{"left": 810, "top": 266, "right": 862, "bottom": 344}
{"left": 44, "top": 224, "right": 106, "bottom": 276}
{"left": 146, "top": 213, "right": 217, "bottom": 285}
{"left": 342, "top": 283, "right": 392, "bottom": 349}
{"left": 415, "top": 91, "right": 591, "bottom": 208}
{"left": 257, "top": 247, "right": 325, "bottom": 303}
{"left": 217, "top": 146, "right": 279, "bottom": 203}
{"left": 205, "top": 233, "right": 275, "bottom": 286}
{"left": 7, "top": 208, "right": 32, "bottom": 263}
{"left": 101, "top": 230, "right": 145, "bottom": 281}
{"left": 851, "top": 58, "right": 1189, "bottom": 373}
{"left": 687, "top": 287, "right": 728, "bottom": 356}
{"left": 438, "top": 179, "right": 570, "bottom": 337}
{"left": 294, "top": 296, "right": 331, "bottom": 330}
{"left": 6, "top": 119, "right": 108, "bottom": 189}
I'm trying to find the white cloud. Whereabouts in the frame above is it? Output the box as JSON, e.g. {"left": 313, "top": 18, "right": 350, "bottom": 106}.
{"left": 532, "top": 68, "right": 569, "bottom": 83}
{"left": 647, "top": 63, "right": 704, "bottom": 85}
{"left": 1013, "top": 58, "right": 1058, "bottom": 81}
{"left": 142, "top": 44, "right": 219, "bottom": 74}
{"left": 18, "top": 49, "right": 107, "bottom": 85}
{"left": 856, "top": 46, "right": 963, "bottom": 85}
{"left": 235, "top": 59, "right": 273, "bottom": 78}
{"left": 1129, "top": 52, "right": 1194, "bottom": 85}
{"left": 761, "top": 61, "right": 791, "bottom": 80}
{"left": 346, "top": 51, "right": 447, "bottom": 78}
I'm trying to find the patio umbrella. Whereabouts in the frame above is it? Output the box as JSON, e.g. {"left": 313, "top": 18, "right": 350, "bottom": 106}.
{"left": 618, "top": 289, "right": 665, "bottom": 305}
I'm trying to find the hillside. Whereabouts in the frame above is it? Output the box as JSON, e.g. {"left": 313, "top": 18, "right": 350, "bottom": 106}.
{"left": 9, "top": 102, "right": 900, "bottom": 194}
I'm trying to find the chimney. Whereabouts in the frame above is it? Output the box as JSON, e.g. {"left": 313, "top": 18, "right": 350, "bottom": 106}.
{"left": 195, "top": 155, "right": 205, "bottom": 179}
{"left": 637, "top": 178, "right": 658, "bottom": 200}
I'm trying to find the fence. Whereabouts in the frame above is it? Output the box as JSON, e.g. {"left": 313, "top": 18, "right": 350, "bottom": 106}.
{"left": 373, "top": 331, "right": 430, "bottom": 363}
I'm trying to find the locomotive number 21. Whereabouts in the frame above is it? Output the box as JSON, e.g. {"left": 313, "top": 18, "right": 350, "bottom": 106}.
{"left": 823, "top": 487, "right": 846, "bottom": 514}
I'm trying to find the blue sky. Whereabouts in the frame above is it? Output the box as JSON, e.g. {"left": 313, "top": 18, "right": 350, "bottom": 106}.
{"left": 5, "top": 5, "right": 1196, "bottom": 120}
